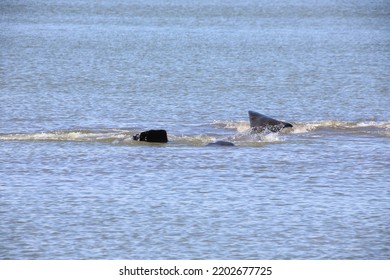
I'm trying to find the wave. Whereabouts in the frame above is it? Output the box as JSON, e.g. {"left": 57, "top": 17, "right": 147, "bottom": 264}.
{"left": 290, "top": 120, "right": 390, "bottom": 138}
{"left": 213, "top": 119, "right": 390, "bottom": 136}
{"left": 0, "top": 128, "right": 283, "bottom": 147}
{"left": 1, "top": 119, "right": 389, "bottom": 147}
{"left": 0, "top": 129, "right": 134, "bottom": 144}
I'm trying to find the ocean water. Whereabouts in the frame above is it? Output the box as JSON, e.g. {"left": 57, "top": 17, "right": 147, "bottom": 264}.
{"left": 1, "top": 0, "right": 389, "bottom": 259}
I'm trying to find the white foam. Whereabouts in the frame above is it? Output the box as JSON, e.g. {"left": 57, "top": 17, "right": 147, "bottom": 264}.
{"left": 0, "top": 130, "right": 132, "bottom": 143}
{"left": 169, "top": 134, "right": 216, "bottom": 145}
{"left": 356, "top": 121, "right": 390, "bottom": 129}
{"left": 1, "top": 120, "right": 389, "bottom": 147}
{"left": 212, "top": 120, "right": 250, "bottom": 133}
{"left": 290, "top": 120, "right": 390, "bottom": 134}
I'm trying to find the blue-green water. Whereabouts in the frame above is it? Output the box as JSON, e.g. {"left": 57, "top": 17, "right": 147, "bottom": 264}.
{"left": 1, "top": 0, "right": 389, "bottom": 259}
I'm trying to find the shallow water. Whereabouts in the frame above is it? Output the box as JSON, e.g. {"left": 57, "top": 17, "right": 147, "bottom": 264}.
{"left": 1, "top": 0, "right": 389, "bottom": 259}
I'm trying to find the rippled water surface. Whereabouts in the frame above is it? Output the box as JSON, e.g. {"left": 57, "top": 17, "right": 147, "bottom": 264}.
{"left": 1, "top": 0, "right": 389, "bottom": 259}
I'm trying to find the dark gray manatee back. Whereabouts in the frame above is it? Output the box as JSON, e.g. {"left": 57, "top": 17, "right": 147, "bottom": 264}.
{"left": 206, "top": 140, "right": 235, "bottom": 147}
{"left": 248, "top": 111, "right": 293, "bottom": 133}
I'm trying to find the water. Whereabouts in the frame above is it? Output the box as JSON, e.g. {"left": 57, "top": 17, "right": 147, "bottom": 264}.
{"left": 1, "top": 0, "right": 389, "bottom": 259}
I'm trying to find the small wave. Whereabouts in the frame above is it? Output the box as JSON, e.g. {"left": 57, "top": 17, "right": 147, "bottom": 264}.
{"left": 211, "top": 118, "right": 390, "bottom": 140}
{"left": 212, "top": 119, "right": 390, "bottom": 133}
{"left": 0, "top": 130, "right": 226, "bottom": 147}
{"left": 1, "top": 119, "right": 388, "bottom": 147}
{"left": 291, "top": 120, "right": 390, "bottom": 135}
{"left": 169, "top": 134, "right": 216, "bottom": 146}
{"left": 0, "top": 129, "right": 133, "bottom": 143}
{"left": 356, "top": 121, "right": 390, "bottom": 129}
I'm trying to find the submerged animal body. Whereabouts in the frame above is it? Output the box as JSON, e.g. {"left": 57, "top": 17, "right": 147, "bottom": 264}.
{"left": 206, "top": 140, "right": 235, "bottom": 147}
{"left": 248, "top": 111, "right": 293, "bottom": 133}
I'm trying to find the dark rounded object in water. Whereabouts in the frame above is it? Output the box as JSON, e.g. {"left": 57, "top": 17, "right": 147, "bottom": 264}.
{"left": 206, "top": 140, "right": 235, "bottom": 147}
{"left": 133, "top": 129, "right": 168, "bottom": 143}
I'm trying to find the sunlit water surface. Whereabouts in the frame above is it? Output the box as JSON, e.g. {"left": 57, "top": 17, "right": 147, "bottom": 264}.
{"left": 1, "top": 0, "right": 389, "bottom": 259}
